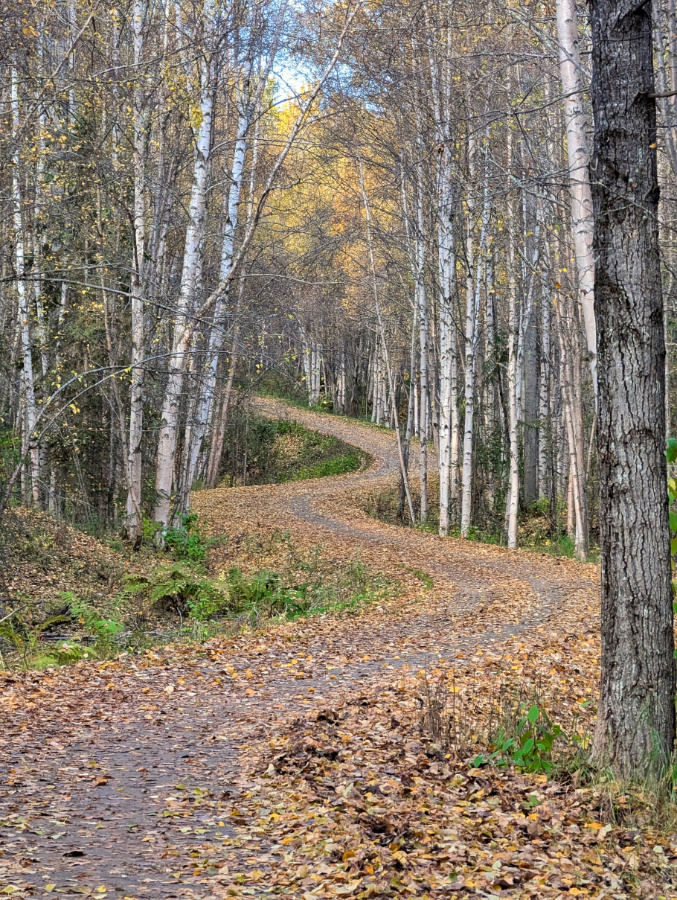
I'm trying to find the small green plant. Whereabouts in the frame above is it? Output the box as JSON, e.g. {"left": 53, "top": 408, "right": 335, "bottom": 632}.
{"left": 45, "top": 642, "right": 89, "bottom": 666}
{"left": 0, "top": 606, "right": 77, "bottom": 669}
{"left": 62, "top": 591, "right": 124, "bottom": 640}
{"left": 162, "top": 512, "right": 216, "bottom": 563}
{"left": 142, "top": 515, "right": 163, "bottom": 544}
{"left": 123, "top": 563, "right": 229, "bottom": 621}
{"left": 409, "top": 568, "right": 433, "bottom": 590}
{"left": 0, "top": 611, "right": 38, "bottom": 668}
{"left": 473, "top": 703, "right": 565, "bottom": 775}
{"left": 226, "top": 567, "right": 310, "bottom": 623}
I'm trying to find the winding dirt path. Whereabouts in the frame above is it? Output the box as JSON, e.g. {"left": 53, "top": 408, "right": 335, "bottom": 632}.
{"left": 203, "top": 397, "right": 598, "bottom": 656}
{"left": 0, "top": 399, "right": 599, "bottom": 899}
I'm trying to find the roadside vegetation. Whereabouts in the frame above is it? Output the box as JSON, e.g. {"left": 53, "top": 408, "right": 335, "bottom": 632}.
{"left": 362, "top": 483, "right": 600, "bottom": 562}
{"left": 214, "top": 407, "right": 365, "bottom": 487}
{"left": 0, "top": 416, "right": 380, "bottom": 671}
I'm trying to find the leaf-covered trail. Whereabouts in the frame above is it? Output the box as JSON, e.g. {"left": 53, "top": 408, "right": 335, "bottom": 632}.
{"left": 202, "top": 396, "right": 599, "bottom": 661}
{"left": 0, "top": 400, "right": 612, "bottom": 899}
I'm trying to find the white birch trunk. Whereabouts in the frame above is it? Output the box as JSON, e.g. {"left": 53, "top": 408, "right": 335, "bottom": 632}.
{"left": 460, "top": 135, "right": 490, "bottom": 537}
{"left": 556, "top": 0, "right": 597, "bottom": 393}
{"left": 424, "top": 9, "right": 456, "bottom": 530}
{"left": 303, "top": 336, "right": 312, "bottom": 404}
{"left": 505, "top": 130, "right": 520, "bottom": 548}
{"left": 506, "top": 277, "right": 520, "bottom": 548}
{"left": 313, "top": 344, "right": 322, "bottom": 402}
{"left": 538, "top": 293, "right": 551, "bottom": 498}
{"left": 153, "top": 8, "right": 215, "bottom": 527}
{"left": 125, "top": 0, "right": 147, "bottom": 544}
{"left": 415, "top": 154, "right": 429, "bottom": 523}
{"left": 413, "top": 377, "right": 419, "bottom": 438}
{"left": 434, "top": 138, "right": 456, "bottom": 535}
{"left": 12, "top": 70, "right": 40, "bottom": 506}
{"left": 33, "top": 36, "right": 49, "bottom": 379}
{"left": 180, "top": 93, "right": 261, "bottom": 510}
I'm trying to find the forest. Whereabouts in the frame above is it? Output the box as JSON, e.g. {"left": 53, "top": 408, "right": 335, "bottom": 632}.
{"left": 1, "top": 0, "right": 677, "bottom": 896}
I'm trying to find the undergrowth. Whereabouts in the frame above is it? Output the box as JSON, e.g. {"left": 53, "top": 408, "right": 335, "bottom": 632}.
{"left": 214, "top": 411, "right": 364, "bottom": 487}
{"left": 364, "top": 486, "right": 599, "bottom": 561}
{"left": 418, "top": 670, "right": 677, "bottom": 833}
{"left": 0, "top": 524, "right": 393, "bottom": 670}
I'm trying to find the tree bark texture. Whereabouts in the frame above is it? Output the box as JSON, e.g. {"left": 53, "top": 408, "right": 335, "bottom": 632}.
{"left": 590, "top": 0, "right": 675, "bottom": 774}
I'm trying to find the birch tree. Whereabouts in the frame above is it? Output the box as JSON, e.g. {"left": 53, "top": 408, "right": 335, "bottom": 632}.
{"left": 425, "top": 5, "right": 458, "bottom": 536}
{"left": 460, "top": 130, "right": 490, "bottom": 538}
{"left": 153, "top": 0, "right": 218, "bottom": 528}
{"left": 11, "top": 68, "right": 40, "bottom": 506}
{"left": 556, "top": 0, "right": 597, "bottom": 393}
{"left": 125, "top": 0, "right": 148, "bottom": 546}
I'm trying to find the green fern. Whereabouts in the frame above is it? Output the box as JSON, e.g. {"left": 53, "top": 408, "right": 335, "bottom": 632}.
{"left": 60, "top": 591, "right": 124, "bottom": 639}
{"left": 123, "top": 564, "right": 228, "bottom": 620}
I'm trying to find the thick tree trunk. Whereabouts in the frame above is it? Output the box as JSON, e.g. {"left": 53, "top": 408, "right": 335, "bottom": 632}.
{"left": 590, "top": 0, "right": 675, "bottom": 775}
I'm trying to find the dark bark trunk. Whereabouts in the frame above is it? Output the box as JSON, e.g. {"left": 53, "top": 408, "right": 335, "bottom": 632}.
{"left": 590, "top": 0, "right": 675, "bottom": 775}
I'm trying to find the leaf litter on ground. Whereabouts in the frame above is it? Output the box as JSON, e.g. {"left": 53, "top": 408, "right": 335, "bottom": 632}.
{"left": 0, "top": 398, "right": 675, "bottom": 898}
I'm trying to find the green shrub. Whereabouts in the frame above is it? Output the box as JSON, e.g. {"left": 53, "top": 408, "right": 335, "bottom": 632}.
{"left": 61, "top": 591, "right": 124, "bottom": 640}
{"left": 0, "top": 608, "right": 72, "bottom": 668}
{"left": 226, "top": 567, "right": 310, "bottom": 622}
{"left": 161, "top": 512, "right": 217, "bottom": 563}
{"left": 141, "top": 515, "right": 163, "bottom": 544}
{"left": 44, "top": 642, "right": 89, "bottom": 666}
{"left": 123, "top": 563, "right": 229, "bottom": 621}
{"left": 473, "top": 703, "right": 566, "bottom": 775}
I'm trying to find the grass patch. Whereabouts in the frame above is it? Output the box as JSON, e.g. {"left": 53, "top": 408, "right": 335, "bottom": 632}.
{"left": 418, "top": 667, "right": 677, "bottom": 834}
{"left": 215, "top": 412, "right": 365, "bottom": 488}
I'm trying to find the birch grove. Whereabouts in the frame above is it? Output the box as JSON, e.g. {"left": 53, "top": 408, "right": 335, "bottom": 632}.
{"left": 2, "top": 0, "right": 676, "bottom": 563}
